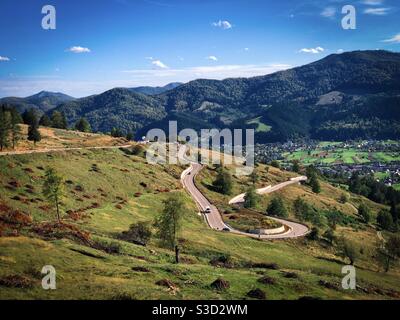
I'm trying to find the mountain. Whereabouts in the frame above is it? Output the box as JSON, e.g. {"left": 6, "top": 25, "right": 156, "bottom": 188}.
{"left": 54, "top": 88, "right": 166, "bottom": 133}
{"left": 129, "top": 82, "right": 183, "bottom": 95}
{"left": 54, "top": 50, "right": 400, "bottom": 141}
{"left": 158, "top": 50, "right": 400, "bottom": 141}
{"left": 0, "top": 91, "right": 75, "bottom": 113}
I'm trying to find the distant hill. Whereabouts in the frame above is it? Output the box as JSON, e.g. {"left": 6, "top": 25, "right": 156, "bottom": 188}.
{"left": 54, "top": 88, "right": 166, "bottom": 133}
{"left": 159, "top": 50, "right": 400, "bottom": 141}
{"left": 129, "top": 82, "right": 183, "bottom": 95}
{"left": 34, "top": 50, "right": 400, "bottom": 141}
{"left": 0, "top": 91, "right": 75, "bottom": 114}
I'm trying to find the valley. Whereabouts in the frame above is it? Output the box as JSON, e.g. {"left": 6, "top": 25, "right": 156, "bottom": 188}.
{"left": 1, "top": 50, "right": 400, "bottom": 301}
{"left": 0, "top": 128, "right": 399, "bottom": 300}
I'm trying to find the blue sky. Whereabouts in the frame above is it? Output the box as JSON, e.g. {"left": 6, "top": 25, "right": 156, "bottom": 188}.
{"left": 0, "top": 0, "right": 399, "bottom": 97}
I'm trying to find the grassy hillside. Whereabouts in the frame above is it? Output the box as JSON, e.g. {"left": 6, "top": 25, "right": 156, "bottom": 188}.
{"left": 1, "top": 125, "right": 128, "bottom": 152}
{"left": 0, "top": 141, "right": 399, "bottom": 299}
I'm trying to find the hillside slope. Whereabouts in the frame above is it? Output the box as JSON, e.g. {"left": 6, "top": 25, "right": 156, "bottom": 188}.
{"left": 0, "top": 143, "right": 399, "bottom": 299}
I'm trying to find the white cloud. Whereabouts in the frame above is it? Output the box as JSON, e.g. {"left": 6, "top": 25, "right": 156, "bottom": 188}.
{"left": 122, "top": 63, "right": 292, "bottom": 81}
{"left": 363, "top": 7, "right": 390, "bottom": 15}
{"left": 151, "top": 60, "right": 169, "bottom": 69}
{"left": 382, "top": 33, "right": 400, "bottom": 43}
{"left": 0, "top": 64, "right": 292, "bottom": 98}
{"left": 212, "top": 20, "right": 232, "bottom": 30}
{"left": 299, "top": 47, "right": 325, "bottom": 54}
{"left": 244, "top": 48, "right": 250, "bottom": 51}
{"left": 361, "top": 0, "right": 384, "bottom": 5}
{"left": 66, "top": 46, "right": 91, "bottom": 53}
{"left": 321, "top": 7, "right": 336, "bottom": 18}
{"left": 206, "top": 55, "right": 218, "bottom": 61}
{"left": 0, "top": 56, "right": 10, "bottom": 61}
{"left": 337, "top": 49, "right": 344, "bottom": 54}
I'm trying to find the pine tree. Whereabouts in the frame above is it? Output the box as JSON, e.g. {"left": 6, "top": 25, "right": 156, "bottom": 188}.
{"left": 249, "top": 170, "right": 259, "bottom": 185}
{"left": 61, "top": 112, "right": 68, "bottom": 129}
{"left": 39, "top": 114, "right": 52, "bottom": 127}
{"left": 51, "top": 111, "right": 68, "bottom": 129}
{"left": 0, "top": 109, "right": 11, "bottom": 151}
{"left": 10, "top": 109, "right": 22, "bottom": 149}
{"left": 390, "top": 202, "right": 399, "bottom": 227}
{"left": 310, "top": 175, "right": 321, "bottom": 194}
{"left": 22, "top": 109, "right": 37, "bottom": 126}
{"left": 266, "top": 197, "right": 288, "bottom": 218}
{"left": 358, "top": 203, "right": 371, "bottom": 223}
{"left": 75, "top": 117, "right": 91, "bottom": 132}
{"left": 213, "top": 167, "right": 233, "bottom": 195}
{"left": 43, "top": 168, "right": 64, "bottom": 223}
{"left": 292, "top": 160, "right": 301, "bottom": 173}
{"left": 28, "top": 123, "right": 41, "bottom": 145}
{"left": 244, "top": 186, "right": 259, "bottom": 209}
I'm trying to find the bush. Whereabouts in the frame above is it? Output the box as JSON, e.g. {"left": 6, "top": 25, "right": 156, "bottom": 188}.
{"left": 120, "top": 222, "right": 152, "bottom": 246}
{"left": 293, "top": 197, "right": 322, "bottom": 225}
{"left": 339, "top": 237, "right": 358, "bottom": 265}
{"left": 210, "top": 254, "right": 234, "bottom": 268}
{"left": 307, "top": 227, "right": 319, "bottom": 241}
{"left": 323, "top": 228, "right": 336, "bottom": 245}
{"left": 213, "top": 167, "right": 233, "bottom": 195}
{"left": 377, "top": 210, "right": 394, "bottom": 231}
{"left": 93, "top": 239, "right": 121, "bottom": 254}
{"left": 131, "top": 145, "right": 144, "bottom": 156}
{"left": 339, "top": 193, "right": 348, "bottom": 204}
{"left": 266, "top": 197, "right": 288, "bottom": 218}
{"left": 270, "top": 160, "right": 280, "bottom": 169}
{"left": 244, "top": 186, "right": 259, "bottom": 209}
{"left": 247, "top": 288, "right": 266, "bottom": 300}
{"left": 358, "top": 203, "right": 371, "bottom": 223}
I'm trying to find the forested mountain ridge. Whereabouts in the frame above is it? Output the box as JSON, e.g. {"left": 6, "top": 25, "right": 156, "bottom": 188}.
{"left": 6, "top": 50, "right": 399, "bottom": 141}
{"left": 54, "top": 88, "right": 166, "bottom": 134}
{"left": 0, "top": 91, "right": 75, "bottom": 114}
{"left": 158, "top": 50, "right": 400, "bottom": 141}
{"left": 129, "top": 82, "right": 183, "bottom": 95}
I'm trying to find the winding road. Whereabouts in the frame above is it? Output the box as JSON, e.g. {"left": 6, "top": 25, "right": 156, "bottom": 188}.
{"left": 181, "top": 163, "right": 310, "bottom": 239}
{"left": 2, "top": 142, "right": 309, "bottom": 239}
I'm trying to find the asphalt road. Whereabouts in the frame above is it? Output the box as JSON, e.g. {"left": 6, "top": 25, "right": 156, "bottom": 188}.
{"left": 181, "top": 163, "right": 310, "bottom": 239}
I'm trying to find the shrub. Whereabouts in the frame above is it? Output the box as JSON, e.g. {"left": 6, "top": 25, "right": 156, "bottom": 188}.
{"left": 210, "top": 254, "right": 234, "bottom": 268}
{"left": 243, "top": 186, "right": 259, "bottom": 209}
{"left": 211, "top": 278, "right": 230, "bottom": 291}
{"left": 247, "top": 288, "right": 266, "bottom": 300}
{"left": 270, "top": 160, "right": 280, "bottom": 169}
{"left": 323, "top": 228, "right": 336, "bottom": 245}
{"left": 358, "top": 203, "right": 371, "bottom": 223}
{"left": 339, "top": 237, "right": 358, "bottom": 265}
{"left": 0, "top": 275, "right": 34, "bottom": 288}
{"left": 377, "top": 210, "right": 393, "bottom": 231}
{"left": 293, "top": 197, "right": 322, "bottom": 225}
{"left": 307, "top": 227, "right": 319, "bottom": 241}
{"left": 120, "top": 222, "right": 152, "bottom": 246}
{"left": 93, "top": 239, "right": 121, "bottom": 254}
{"left": 339, "top": 193, "right": 349, "bottom": 204}
{"left": 266, "top": 197, "right": 288, "bottom": 218}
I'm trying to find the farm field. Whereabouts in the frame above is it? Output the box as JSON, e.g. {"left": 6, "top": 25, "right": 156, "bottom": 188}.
{"left": 283, "top": 143, "right": 400, "bottom": 166}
